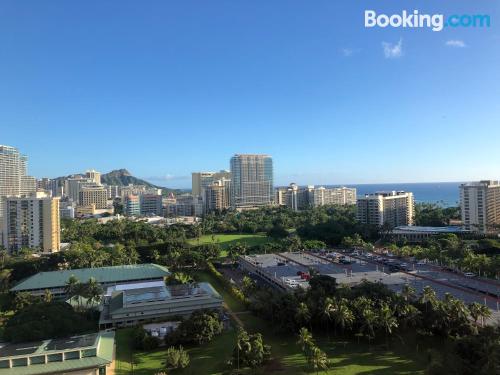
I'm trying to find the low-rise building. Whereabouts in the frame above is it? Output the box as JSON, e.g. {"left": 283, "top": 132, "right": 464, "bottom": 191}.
{"left": 99, "top": 281, "right": 223, "bottom": 329}
{"left": 75, "top": 204, "right": 96, "bottom": 217}
{"left": 10, "top": 263, "right": 170, "bottom": 298}
{"left": 0, "top": 332, "right": 114, "bottom": 375}
{"left": 388, "top": 226, "right": 473, "bottom": 243}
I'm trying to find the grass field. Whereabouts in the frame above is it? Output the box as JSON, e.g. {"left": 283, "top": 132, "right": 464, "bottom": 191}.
{"left": 188, "top": 233, "right": 271, "bottom": 256}
{"left": 114, "top": 270, "right": 432, "bottom": 375}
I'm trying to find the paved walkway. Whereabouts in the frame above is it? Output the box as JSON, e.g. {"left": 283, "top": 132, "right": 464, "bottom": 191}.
{"left": 223, "top": 302, "right": 245, "bottom": 327}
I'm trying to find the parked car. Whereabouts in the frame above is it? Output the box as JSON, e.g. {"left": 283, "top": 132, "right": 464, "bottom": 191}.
{"left": 339, "top": 259, "right": 352, "bottom": 265}
{"left": 388, "top": 265, "right": 400, "bottom": 272}
{"left": 463, "top": 272, "right": 476, "bottom": 278}
{"left": 399, "top": 263, "right": 410, "bottom": 271}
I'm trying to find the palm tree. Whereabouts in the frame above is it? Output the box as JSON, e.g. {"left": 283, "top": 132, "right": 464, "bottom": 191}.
{"left": 295, "top": 302, "right": 311, "bottom": 331}
{"left": 85, "top": 277, "right": 103, "bottom": 308}
{"left": 419, "top": 285, "right": 437, "bottom": 312}
{"left": 360, "top": 308, "right": 377, "bottom": 346}
{"left": 64, "top": 275, "right": 80, "bottom": 299}
{"left": 321, "top": 297, "right": 334, "bottom": 339}
{"left": 477, "top": 304, "right": 492, "bottom": 327}
{"left": 297, "top": 327, "right": 313, "bottom": 353}
{"left": 401, "top": 284, "right": 416, "bottom": 302}
{"left": 397, "top": 302, "right": 421, "bottom": 328}
{"left": 309, "top": 346, "right": 329, "bottom": 375}
{"left": 331, "top": 298, "right": 354, "bottom": 335}
{"left": 378, "top": 302, "right": 398, "bottom": 344}
{"left": 468, "top": 302, "right": 483, "bottom": 325}
{"left": 235, "top": 327, "right": 250, "bottom": 370}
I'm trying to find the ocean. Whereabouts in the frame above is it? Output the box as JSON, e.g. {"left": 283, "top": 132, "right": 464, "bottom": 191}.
{"left": 329, "top": 182, "right": 461, "bottom": 207}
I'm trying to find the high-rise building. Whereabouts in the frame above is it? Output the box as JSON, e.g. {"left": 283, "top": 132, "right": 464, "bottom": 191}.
{"left": 356, "top": 191, "right": 414, "bottom": 227}
{"left": 0, "top": 145, "right": 36, "bottom": 243}
{"left": 37, "top": 178, "right": 60, "bottom": 197}
{"left": 230, "top": 154, "right": 273, "bottom": 209}
{"left": 165, "top": 195, "right": 203, "bottom": 217}
{"left": 20, "top": 176, "right": 37, "bottom": 196}
{"left": 203, "top": 178, "right": 231, "bottom": 213}
{"left": 86, "top": 169, "right": 101, "bottom": 185}
{"left": 284, "top": 183, "right": 309, "bottom": 211}
{"left": 275, "top": 187, "right": 287, "bottom": 206}
{"left": 106, "top": 185, "right": 121, "bottom": 199}
{"left": 308, "top": 186, "right": 357, "bottom": 207}
{"left": 65, "top": 177, "right": 96, "bottom": 202}
{"left": 79, "top": 186, "right": 108, "bottom": 209}
{"left": 278, "top": 184, "right": 356, "bottom": 211}
{"left": 124, "top": 195, "right": 141, "bottom": 216}
{"left": 2, "top": 192, "right": 60, "bottom": 253}
{"left": 460, "top": 180, "right": 500, "bottom": 233}
{"left": 192, "top": 170, "right": 231, "bottom": 196}
{"left": 140, "top": 194, "right": 163, "bottom": 216}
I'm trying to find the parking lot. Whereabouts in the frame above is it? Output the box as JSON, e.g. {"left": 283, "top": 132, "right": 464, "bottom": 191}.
{"left": 239, "top": 250, "right": 500, "bottom": 325}
{"left": 347, "top": 250, "right": 500, "bottom": 324}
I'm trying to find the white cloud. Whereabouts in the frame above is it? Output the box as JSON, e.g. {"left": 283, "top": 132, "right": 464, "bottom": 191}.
{"left": 144, "top": 174, "right": 189, "bottom": 182}
{"left": 382, "top": 39, "right": 403, "bottom": 59}
{"left": 445, "top": 39, "right": 467, "bottom": 48}
{"left": 342, "top": 48, "right": 354, "bottom": 57}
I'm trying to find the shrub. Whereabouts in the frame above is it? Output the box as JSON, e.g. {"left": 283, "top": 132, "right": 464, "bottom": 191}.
{"left": 143, "top": 335, "right": 161, "bottom": 351}
{"left": 165, "top": 346, "right": 190, "bottom": 369}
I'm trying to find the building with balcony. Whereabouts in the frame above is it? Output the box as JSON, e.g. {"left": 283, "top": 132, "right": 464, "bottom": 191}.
{"left": 357, "top": 191, "right": 414, "bottom": 227}
{"left": 460, "top": 180, "right": 500, "bottom": 233}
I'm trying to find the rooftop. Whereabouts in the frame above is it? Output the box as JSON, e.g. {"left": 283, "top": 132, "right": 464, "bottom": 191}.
{"left": 392, "top": 226, "right": 470, "bottom": 234}
{"left": 11, "top": 264, "right": 170, "bottom": 292}
{"left": 0, "top": 332, "right": 114, "bottom": 375}
{"left": 107, "top": 282, "right": 222, "bottom": 315}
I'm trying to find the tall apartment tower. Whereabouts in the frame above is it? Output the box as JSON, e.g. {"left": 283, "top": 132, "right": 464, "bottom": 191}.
{"left": 2, "top": 192, "right": 60, "bottom": 253}
{"left": 192, "top": 170, "right": 231, "bottom": 196}
{"left": 203, "top": 178, "right": 231, "bottom": 213}
{"left": 460, "top": 180, "right": 500, "bottom": 233}
{"left": 230, "top": 154, "right": 273, "bottom": 209}
{"left": 0, "top": 146, "right": 36, "bottom": 244}
{"left": 356, "top": 191, "right": 415, "bottom": 227}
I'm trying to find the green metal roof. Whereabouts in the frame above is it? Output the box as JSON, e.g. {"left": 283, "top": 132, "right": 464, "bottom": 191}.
{"left": 11, "top": 264, "right": 170, "bottom": 292}
{"left": 0, "top": 332, "right": 115, "bottom": 375}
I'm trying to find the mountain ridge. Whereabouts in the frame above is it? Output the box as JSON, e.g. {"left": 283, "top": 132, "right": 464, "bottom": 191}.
{"left": 54, "top": 169, "right": 185, "bottom": 195}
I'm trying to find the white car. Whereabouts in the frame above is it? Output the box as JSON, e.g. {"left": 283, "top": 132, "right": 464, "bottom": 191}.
{"left": 463, "top": 272, "right": 476, "bottom": 278}
{"left": 417, "top": 260, "right": 427, "bottom": 266}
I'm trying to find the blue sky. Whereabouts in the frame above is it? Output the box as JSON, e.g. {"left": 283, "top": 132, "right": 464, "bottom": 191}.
{"left": 0, "top": 0, "right": 499, "bottom": 188}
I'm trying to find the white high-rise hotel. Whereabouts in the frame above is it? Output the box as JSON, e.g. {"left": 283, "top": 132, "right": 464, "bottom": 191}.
{"left": 0, "top": 145, "right": 60, "bottom": 253}
{"left": 0, "top": 146, "right": 37, "bottom": 237}
{"left": 356, "top": 191, "right": 415, "bottom": 227}
{"left": 460, "top": 180, "right": 500, "bottom": 233}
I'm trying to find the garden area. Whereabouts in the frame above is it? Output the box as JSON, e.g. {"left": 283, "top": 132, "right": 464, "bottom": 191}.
{"left": 114, "top": 269, "right": 431, "bottom": 375}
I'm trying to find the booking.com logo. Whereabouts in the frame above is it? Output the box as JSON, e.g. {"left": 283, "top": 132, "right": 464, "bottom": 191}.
{"left": 365, "top": 10, "right": 491, "bottom": 32}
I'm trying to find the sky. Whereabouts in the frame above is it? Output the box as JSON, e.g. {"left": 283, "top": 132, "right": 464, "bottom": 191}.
{"left": 0, "top": 0, "right": 499, "bottom": 188}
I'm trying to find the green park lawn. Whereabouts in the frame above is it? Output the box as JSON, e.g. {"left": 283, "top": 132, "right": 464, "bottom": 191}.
{"left": 114, "top": 270, "right": 432, "bottom": 375}
{"left": 188, "top": 233, "right": 271, "bottom": 256}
